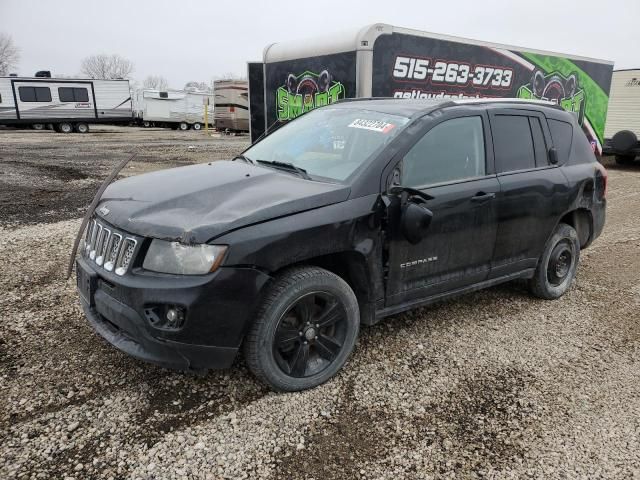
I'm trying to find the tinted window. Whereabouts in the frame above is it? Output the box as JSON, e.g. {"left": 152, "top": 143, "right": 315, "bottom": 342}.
{"left": 529, "top": 117, "right": 548, "bottom": 167}
{"left": 402, "top": 116, "right": 485, "bottom": 187}
{"left": 493, "top": 115, "right": 535, "bottom": 172}
{"left": 19, "top": 86, "right": 51, "bottom": 102}
{"left": 58, "top": 87, "right": 89, "bottom": 102}
{"left": 548, "top": 119, "right": 573, "bottom": 164}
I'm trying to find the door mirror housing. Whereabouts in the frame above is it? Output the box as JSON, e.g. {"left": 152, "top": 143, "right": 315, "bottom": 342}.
{"left": 401, "top": 202, "right": 433, "bottom": 244}
{"left": 548, "top": 147, "right": 559, "bottom": 165}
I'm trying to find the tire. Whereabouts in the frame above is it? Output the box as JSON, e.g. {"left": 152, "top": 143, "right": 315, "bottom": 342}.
{"left": 528, "top": 223, "right": 580, "bottom": 300}
{"left": 58, "top": 122, "right": 73, "bottom": 134}
{"left": 192, "top": 123, "right": 202, "bottom": 131}
{"left": 178, "top": 122, "right": 189, "bottom": 131}
{"left": 170, "top": 125, "right": 178, "bottom": 130}
{"left": 244, "top": 266, "right": 360, "bottom": 392}
{"left": 32, "top": 123, "right": 45, "bottom": 131}
{"left": 615, "top": 154, "right": 635, "bottom": 165}
{"left": 74, "top": 123, "right": 89, "bottom": 134}
{"left": 612, "top": 130, "right": 637, "bottom": 153}
{"left": 143, "top": 121, "right": 151, "bottom": 128}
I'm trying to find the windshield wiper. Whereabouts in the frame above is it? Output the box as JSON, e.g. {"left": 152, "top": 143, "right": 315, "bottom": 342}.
{"left": 232, "top": 154, "right": 255, "bottom": 164}
{"left": 256, "top": 160, "right": 311, "bottom": 180}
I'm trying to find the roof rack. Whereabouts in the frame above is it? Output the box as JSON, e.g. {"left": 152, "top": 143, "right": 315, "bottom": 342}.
{"left": 451, "top": 98, "right": 562, "bottom": 108}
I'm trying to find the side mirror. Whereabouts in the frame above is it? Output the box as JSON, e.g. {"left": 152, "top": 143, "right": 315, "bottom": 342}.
{"left": 401, "top": 202, "right": 433, "bottom": 244}
{"left": 549, "top": 147, "right": 559, "bottom": 165}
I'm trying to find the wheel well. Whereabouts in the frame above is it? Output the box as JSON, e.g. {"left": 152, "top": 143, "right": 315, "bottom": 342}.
{"left": 289, "top": 251, "right": 375, "bottom": 324}
{"left": 559, "top": 209, "right": 593, "bottom": 248}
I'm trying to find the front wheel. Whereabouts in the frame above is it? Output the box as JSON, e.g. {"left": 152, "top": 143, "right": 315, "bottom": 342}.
{"left": 244, "top": 267, "right": 360, "bottom": 392}
{"left": 529, "top": 223, "right": 580, "bottom": 300}
{"left": 192, "top": 122, "right": 202, "bottom": 131}
{"left": 32, "top": 123, "right": 45, "bottom": 130}
{"left": 58, "top": 122, "right": 73, "bottom": 134}
{"left": 74, "top": 123, "right": 89, "bottom": 133}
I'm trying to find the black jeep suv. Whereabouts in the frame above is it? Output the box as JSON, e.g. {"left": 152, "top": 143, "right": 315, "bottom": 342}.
{"left": 76, "top": 98, "right": 607, "bottom": 391}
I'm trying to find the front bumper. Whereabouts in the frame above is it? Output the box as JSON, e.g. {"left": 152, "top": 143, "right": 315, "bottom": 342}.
{"left": 77, "top": 257, "right": 271, "bottom": 371}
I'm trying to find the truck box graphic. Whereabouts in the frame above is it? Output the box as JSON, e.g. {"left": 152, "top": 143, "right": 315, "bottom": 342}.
{"left": 249, "top": 24, "right": 613, "bottom": 153}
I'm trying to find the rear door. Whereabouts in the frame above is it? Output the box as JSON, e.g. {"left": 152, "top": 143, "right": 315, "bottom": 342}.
{"left": 385, "top": 111, "right": 500, "bottom": 306}
{"left": 488, "top": 108, "right": 570, "bottom": 278}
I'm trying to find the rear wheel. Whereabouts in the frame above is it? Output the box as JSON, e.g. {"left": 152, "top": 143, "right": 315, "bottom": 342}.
{"left": 192, "top": 122, "right": 202, "bottom": 131}
{"left": 32, "top": 123, "right": 45, "bottom": 130}
{"left": 244, "top": 266, "right": 359, "bottom": 391}
{"left": 142, "top": 121, "right": 151, "bottom": 128}
{"left": 74, "top": 123, "right": 89, "bottom": 134}
{"left": 178, "top": 121, "right": 189, "bottom": 131}
{"left": 529, "top": 223, "right": 580, "bottom": 300}
{"left": 58, "top": 122, "right": 73, "bottom": 134}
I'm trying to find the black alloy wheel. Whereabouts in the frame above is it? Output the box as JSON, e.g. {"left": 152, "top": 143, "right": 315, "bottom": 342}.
{"left": 273, "top": 291, "right": 348, "bottom": 378}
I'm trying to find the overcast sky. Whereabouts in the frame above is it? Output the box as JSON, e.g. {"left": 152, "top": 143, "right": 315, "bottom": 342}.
{"left": 1, "top": 0, "right": 637, "bottom": 88}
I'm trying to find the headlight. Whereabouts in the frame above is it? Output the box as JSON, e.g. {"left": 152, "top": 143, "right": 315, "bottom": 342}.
{"left": 143, "top": 240, "right": 227, "bottom": 275}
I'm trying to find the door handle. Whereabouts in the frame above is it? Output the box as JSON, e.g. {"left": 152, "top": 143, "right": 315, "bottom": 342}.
{"left": 471, "top": 192, "right": 496, "bottom": 202}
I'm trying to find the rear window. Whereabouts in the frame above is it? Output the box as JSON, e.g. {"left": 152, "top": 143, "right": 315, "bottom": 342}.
{"left": 58, "top": 87, "right": 89, "bottom": 102}
{"left": 548, "top": 119, "right": 573, "bottom": 164}
{"left": 492, "top": 115, "right": 536, "bottom": 172}
{"left": 19, "top": 86, "right": 52, "bottom": 102}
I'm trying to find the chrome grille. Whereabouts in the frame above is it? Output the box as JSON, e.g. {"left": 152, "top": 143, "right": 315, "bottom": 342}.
{"left": 83, "top": 218, "right": 138, "bottom": 276}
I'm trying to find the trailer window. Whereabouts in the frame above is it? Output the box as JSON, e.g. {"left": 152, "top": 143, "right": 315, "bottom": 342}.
{"left": 58, "top": 87, "right": 89, "bottom": 102}
{"left": 19, "top": 86, "right": 52, "bottom": 102}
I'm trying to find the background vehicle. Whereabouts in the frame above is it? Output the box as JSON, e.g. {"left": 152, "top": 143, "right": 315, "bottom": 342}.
{"left": 602, "top": 69, "right": 640, "bottom": 164}
{"left": 133, "top": 89, "right": 214, "bottom": 130}
{"left": 77, "top": 99, "right": 606, "bottom": 392}
{"left": 213, "top": 79, "right": 249, "bottom": 133}
{"left": 0, "top": 75, "right": 131, "bottom": 133}
{"left": 248, "top": 23, "right": 614, "bottom": 155}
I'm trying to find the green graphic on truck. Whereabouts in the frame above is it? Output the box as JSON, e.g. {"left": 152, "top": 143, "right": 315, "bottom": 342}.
{"left": 276, "top": 70, "right": 345, "bottom": 121}
{"left": 517, "top": 70, "right": 586, "bottom": 125}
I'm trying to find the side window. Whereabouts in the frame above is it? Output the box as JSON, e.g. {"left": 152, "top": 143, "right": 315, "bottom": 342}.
{"left": 402, "top": 116, "right": 486, "bottom": 187}
{"left": 548, "top": 119, "right": 573, "bottom": 164}
{"left": 19, "top": 86, "right": 51, "bottom": 102}
{"left": 58, "top": 87, "right": 89, "bottom": 102}
{"left": 529, "top": 117, "right": 548, "bottom": 167}
{"left": 492, "top": 115, "right": 535, "bottom": 172}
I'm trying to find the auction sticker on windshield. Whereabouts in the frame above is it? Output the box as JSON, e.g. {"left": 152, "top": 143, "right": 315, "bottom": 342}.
{"left": 348, "top": 119, "right": 397, "bottom": 133}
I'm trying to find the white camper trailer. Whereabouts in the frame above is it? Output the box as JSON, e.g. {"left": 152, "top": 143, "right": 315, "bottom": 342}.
{"left": 133, "top": 89, "right": 214, "bottom": 130}
{"left": 603, "top": 69, "right": 640, "bottom": 163}
{"left": 213, "top": 79, "right": 249, "bottom": 132}
{"left": 0, "top": 76, "right": 131, "bottom": 133}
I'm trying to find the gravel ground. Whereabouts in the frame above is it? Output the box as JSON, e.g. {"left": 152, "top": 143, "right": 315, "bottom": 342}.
{"left": 0, "top": 127, "right": 639, "bottom": 479}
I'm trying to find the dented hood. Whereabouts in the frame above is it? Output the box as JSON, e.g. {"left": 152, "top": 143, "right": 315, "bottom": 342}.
{"left": 97, "top": 160, "right": 350, "bottom": 243}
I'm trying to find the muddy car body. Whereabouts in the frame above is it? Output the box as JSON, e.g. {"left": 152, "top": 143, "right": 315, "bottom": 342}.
{"left": 77, "top": 98, "right": 607, "bottom": 391}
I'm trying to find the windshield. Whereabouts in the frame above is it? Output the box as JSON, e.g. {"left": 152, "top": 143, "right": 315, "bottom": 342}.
{"left": 244, "top": 107, "right": 410, "bottom": 181}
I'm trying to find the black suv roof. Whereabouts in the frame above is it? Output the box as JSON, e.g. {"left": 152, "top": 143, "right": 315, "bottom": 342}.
{"left": 333, "top": 97, "right": 564, "bottom": 118}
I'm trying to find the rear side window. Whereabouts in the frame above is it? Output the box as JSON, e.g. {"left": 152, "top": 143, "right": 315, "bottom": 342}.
{"left": 529, "top": 117, "right": 548, "bottom": 167}
{"left": 402, "top": 116, "right": 486, "bottom": 187}
{"left": 548, "top": 119, "right": 573, "bottom": 164}
{"left": 19, "top": 86, "right": 52, "bottom": 102}
{"left": 492, "top": 115, "right": 535, "bottom": 172}
{"left": 58, "top": 87, "right": 89, "bottom": 102}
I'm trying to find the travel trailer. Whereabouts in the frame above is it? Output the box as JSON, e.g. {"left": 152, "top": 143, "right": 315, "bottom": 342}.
{"left": 248, "top": 23, "right": 614, "bottom": 152}
{"left": 133, "top": 89, "right": 214, "bottom": 130}
{"left": 213, "top": 79, "right": 249, "bottom": 132}
{"left": 602, "top": 69, "right": 640, "bottom": 163}
{"left": 0, "top": 76, "right": 132, "bottom": 133}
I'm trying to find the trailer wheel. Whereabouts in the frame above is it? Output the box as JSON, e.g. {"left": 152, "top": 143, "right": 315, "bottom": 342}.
{"left": 143, "top": 121, "right": 151, "bottom": 128}
{"left": 58, "top": 122, "right": 73, "bottom": 134}
{"left": 192, "top": 123, "right": 202, "bottom": 131}
{"left": 75, "top": 123, "right": 90, "bottom": 134}
{"left": 179, "top": 122, "right": 190, "bottom": 131}
{"left": 32, "top": 123, "right": 45, "bottom": 131}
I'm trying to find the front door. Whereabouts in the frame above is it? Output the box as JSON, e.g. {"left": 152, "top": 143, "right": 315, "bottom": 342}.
{"left": 385, "top": 113, "right": 500, "bottom": 307}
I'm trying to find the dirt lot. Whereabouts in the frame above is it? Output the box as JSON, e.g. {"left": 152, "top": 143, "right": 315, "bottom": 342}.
{"left": 1, "top": 126, "right": 639, "bottom": 479}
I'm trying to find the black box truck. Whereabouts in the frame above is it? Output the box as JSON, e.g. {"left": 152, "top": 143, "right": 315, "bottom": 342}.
{"left": 248, "top": 23, "right": 614, "bottom": 153}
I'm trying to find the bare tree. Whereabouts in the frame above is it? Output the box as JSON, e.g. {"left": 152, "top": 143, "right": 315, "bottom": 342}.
{"left": 0, "top": 33, "right": 20, "bottom": 76}
{"left": 80, "top": 54, "right": 133, "bottom": 79}
{"left": 184, "top": 81, "right": 209, "bottom": 92}
{"left": 143, "top": 75, "right": 169, "bottom": 90}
